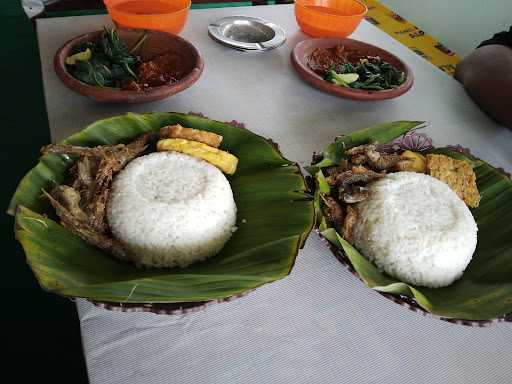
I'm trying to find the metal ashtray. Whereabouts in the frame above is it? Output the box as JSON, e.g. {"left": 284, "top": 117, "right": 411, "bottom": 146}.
{"left": 208, "top": 16, "right": 286, "bottom": 52}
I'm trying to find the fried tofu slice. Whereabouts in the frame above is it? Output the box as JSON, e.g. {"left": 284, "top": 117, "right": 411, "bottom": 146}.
{"left": 394, "top": 150, "right": 426, "bottom": 173}
{"left": 426, "top": 154, "right": 480, "bottom": 207}
{"left": 157, "top": 138, "right": 238, "bottom": 175}
{"left": 160, "top": 124, "right": 223, "bottom": 148}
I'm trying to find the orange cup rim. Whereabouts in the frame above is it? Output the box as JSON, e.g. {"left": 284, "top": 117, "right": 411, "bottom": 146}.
{"left": 295, "top": 0, "right": 368, "bottom": 18}
{"left": 106, "top": 0, "right": 191, "bottom": 18}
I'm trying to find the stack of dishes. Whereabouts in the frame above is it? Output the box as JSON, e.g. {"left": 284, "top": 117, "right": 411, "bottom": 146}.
{"left": 208, "top": 16, "right": 286, "bottom": 52}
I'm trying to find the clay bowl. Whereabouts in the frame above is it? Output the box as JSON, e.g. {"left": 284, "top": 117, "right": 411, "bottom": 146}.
{"left": 291, "top": 38, "right": 413, "bottom": 101}
{"left": 54, "top": 29, "right": 203, "bottom": 103}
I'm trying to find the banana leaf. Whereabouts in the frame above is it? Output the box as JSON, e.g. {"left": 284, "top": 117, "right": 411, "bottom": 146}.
{"left": 313, "top": 121, "right": 512, "bottom": 321}
{"left": 9, "top": 112, "right": 314, "bottom": 303}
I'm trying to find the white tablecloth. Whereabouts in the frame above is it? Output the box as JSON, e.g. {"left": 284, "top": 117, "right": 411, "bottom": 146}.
{"left": 36, "top": 5, "right": 512, "bottom": 384}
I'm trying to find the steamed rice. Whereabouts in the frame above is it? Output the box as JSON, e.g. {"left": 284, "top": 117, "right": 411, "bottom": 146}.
{"left": 354, "top": 172, "right": 477, "bottom": 288}
{"left": 107, "top": 151, "right": 237, "bottom": 268}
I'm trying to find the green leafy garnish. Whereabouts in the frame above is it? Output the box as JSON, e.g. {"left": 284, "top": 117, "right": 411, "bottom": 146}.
{"left": 325, "top": 57, "right": 406, "bottom": 90}
{"left": 67, "top": 27, "right": 142, "bottom": 87}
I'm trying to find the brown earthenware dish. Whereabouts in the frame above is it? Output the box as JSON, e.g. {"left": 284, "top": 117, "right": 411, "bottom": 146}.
{"left": 54, "top": 28, "right": 203, "bottom": 103}
{"left": 291, "top": 37, "right": 413, "bottom": 101}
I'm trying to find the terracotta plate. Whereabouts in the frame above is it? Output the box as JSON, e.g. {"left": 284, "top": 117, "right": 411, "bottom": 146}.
{"left": 54, "top": 29, "right": 203, "bottom": 103}
{"left": 291, "top": 38, "right": 413, "bottom": 101}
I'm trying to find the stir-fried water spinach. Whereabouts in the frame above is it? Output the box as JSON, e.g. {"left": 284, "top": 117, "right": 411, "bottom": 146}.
{"left": 308, "top": 45, "right": 406, "bottom": 91}
{"left": 325, "top": 57, "right": 406, "bottom": 90}
{"left": 67, "top": 27, "right": 143, "bottom": 87}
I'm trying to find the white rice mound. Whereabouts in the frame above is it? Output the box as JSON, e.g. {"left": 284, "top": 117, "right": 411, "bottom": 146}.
{"left": 354, "top": 172, "right": 477, "bottom": 288}
{"left": 107, "top": 151, "right": 237, "bottom": 268}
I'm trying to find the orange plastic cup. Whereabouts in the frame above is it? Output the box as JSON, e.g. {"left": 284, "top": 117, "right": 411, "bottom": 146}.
{"left": 294, "top": 0, "right": 367, "bottom": 37}
{"left": 104, "top": 0, "right": 190, "bottom": 35}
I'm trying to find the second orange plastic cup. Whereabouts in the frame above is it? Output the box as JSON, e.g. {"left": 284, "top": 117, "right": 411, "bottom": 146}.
{"left": 295, "top": 0, "right": 367, "bottom": 37}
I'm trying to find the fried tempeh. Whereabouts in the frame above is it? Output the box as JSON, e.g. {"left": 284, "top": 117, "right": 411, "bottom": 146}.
{"left": 160, "top": 124, "right": 223, "bottom": 148}
{"left": 426, "top": 154, "right": 480, "bottom": 207}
